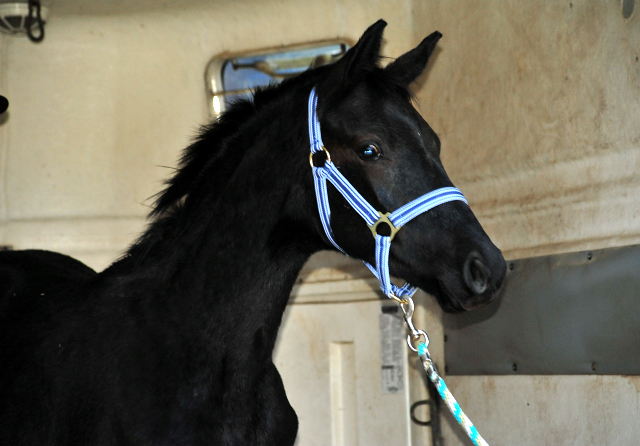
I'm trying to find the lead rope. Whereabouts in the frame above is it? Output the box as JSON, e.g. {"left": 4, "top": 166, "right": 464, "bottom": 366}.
{"left": 308, "top": 87, "right": 490, "bottom": 446}
{"left": 400, "top": 296, "right": 489, "bottom": 446}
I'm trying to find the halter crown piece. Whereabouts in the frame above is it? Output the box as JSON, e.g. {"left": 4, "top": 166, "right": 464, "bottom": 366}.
{"left": 308, "top": 87, "right": 468, "bottom": 300}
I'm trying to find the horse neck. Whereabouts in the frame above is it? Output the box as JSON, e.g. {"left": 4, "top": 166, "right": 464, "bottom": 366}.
{"left": 115, "top": 88, "right": 320, "bottom": 349}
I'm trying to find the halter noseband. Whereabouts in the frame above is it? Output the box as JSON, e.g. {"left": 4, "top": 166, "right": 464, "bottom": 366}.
{"left": 308, "top": 87, "right": 468, "bottom": 300}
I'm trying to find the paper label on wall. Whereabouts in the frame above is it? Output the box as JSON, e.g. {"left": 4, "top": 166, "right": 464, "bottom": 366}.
{"left": 379, "top": 304, "right": 405, "bottom": 394}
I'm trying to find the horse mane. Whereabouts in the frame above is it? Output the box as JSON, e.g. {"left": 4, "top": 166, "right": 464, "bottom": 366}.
{"left": 149, "top": 67, "right": 330, "bottom": 220}
{"left": 117, "top": 69, "right": 323, "bottom": 264}
{"left": 149, "top": 99, "right": 257, "bottom": 218}
{"left": 120, "top": 60, "right": 411, "bottom": 264}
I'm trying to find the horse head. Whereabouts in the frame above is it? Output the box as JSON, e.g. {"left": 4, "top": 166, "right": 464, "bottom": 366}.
{"left": 311, "top": 20, "right": 506, "bottom": 313}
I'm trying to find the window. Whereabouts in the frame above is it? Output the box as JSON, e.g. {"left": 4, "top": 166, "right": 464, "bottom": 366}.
{"left": 205, "top": 40, "right": 348, "bottom": 118}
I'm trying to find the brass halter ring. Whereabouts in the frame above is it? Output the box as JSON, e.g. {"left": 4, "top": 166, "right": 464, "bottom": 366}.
{"left": 368, "top": 211, "right": 401, "bottom": 241}
{"left": 309, "top": 146, "right": 331, "bottom": 168}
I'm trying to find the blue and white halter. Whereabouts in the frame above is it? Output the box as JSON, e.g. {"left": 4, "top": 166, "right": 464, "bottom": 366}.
{"left": 308, "top": 87, "right": 468, "bottom": 300}
{"left": 308, "top": 87, "right": 492, "bottom": 446}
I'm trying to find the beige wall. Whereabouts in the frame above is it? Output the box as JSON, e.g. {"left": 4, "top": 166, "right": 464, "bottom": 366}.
{"left": 414, "top": 0, "right": 640, "bottom": 261}
{"left": 412, "top": 2, "right": 640, "bottom": 445}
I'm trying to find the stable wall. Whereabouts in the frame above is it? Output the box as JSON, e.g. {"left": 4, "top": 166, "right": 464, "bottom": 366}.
{"left": 411, "top": 1, "right": 640, "bottom": 445}
{"left": 415, "top": 0, "right": 640, "bottom": 261}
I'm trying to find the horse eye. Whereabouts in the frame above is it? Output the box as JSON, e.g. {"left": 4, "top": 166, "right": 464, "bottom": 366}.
{"left": 358, "top": 144, "right": 381, "bottom": 160}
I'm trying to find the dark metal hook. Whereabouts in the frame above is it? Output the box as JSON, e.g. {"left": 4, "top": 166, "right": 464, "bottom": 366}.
{"left": 409, "top": 399, "right": 434, "bottom": 426}
{"left": 26, "top": 0, "right": 45, "bottom": 43}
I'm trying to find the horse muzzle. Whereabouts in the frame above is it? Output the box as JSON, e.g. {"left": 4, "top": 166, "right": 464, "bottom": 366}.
{"left": 458, "top": 249, "right": 506, "bottom": 311}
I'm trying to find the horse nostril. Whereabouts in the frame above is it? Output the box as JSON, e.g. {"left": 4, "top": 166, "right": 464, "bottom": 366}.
{"left": 463, "top": 251, "right": 491, "bottom": 295}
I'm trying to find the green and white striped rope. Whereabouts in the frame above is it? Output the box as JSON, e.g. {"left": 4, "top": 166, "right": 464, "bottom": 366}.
{"left": 417, "top": 341, "right": 489, "bottom": 446}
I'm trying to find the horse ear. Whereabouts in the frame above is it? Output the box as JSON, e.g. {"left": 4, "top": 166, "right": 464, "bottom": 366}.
{"left": 384, "top": 31, "right": 442, "bottom": 87}
{"left": 322, "top": 19, "right": 387, "bottom": 89}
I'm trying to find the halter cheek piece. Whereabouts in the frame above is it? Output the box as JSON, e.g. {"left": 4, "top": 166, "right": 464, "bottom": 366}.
{"left": 308, "top": 87, "right": 468, "bottom": 301}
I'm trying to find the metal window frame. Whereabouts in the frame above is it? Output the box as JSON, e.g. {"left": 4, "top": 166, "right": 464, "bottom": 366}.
{"left": 204, "top": 39, "right": 349, "bottom": 119}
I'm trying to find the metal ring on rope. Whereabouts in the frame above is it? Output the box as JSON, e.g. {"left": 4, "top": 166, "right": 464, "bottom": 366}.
{"left": 309, "top": 145, "right": 331, "bottom": 168}
{"left": 407, "top": 329, "right": 429, "bottom": 353}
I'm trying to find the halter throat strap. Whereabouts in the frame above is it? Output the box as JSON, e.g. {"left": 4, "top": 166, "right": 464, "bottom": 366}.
{"left": 308, "top": 87, "right": 468, "bottom": 299}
